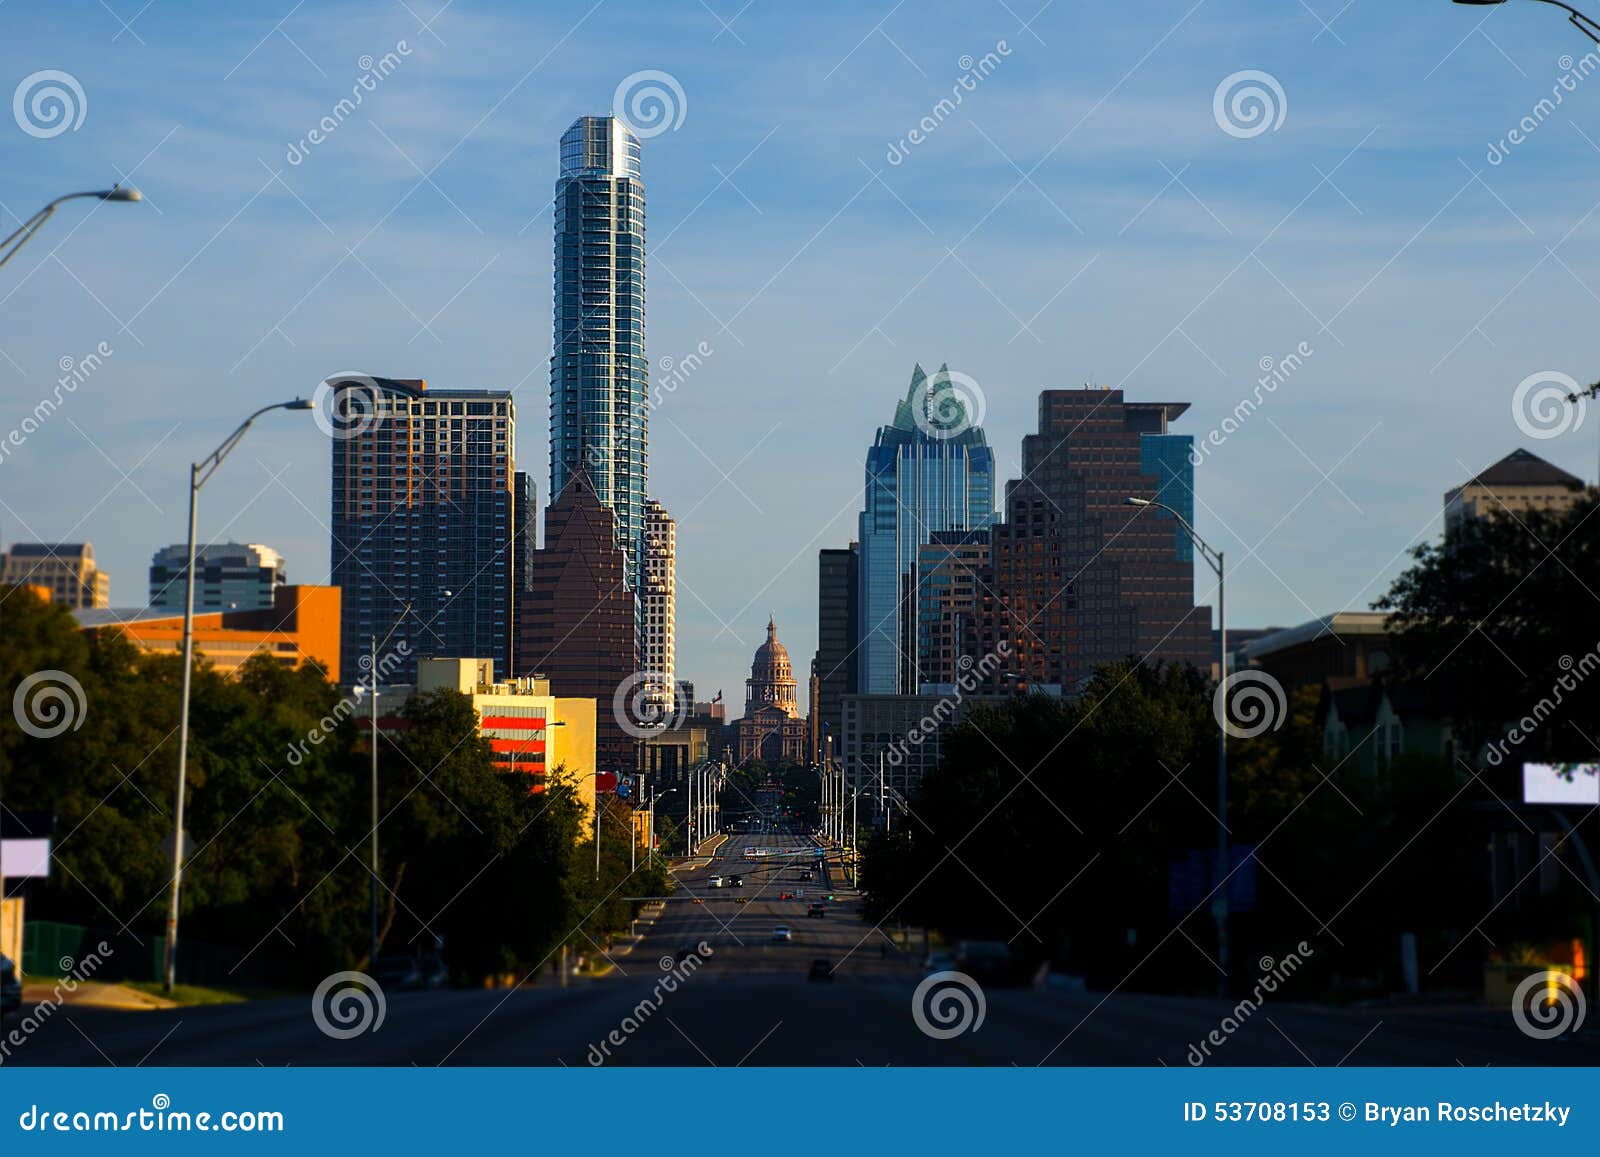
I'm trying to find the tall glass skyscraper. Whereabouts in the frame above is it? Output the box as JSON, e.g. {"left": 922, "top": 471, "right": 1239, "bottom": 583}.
{"left": 857, "top": 364, "right": 996, "bottom": 694}
{"left": 550, "top": 115, "right": 648, "bottom": 584}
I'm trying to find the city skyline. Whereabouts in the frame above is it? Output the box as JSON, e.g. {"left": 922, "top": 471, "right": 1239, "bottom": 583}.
{"left": 6, "top": 0, "right": 1600, "bottom": 711}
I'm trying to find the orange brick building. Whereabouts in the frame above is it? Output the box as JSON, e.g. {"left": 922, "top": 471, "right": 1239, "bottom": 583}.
{"left": 76, "top": 584, "right": 341, "bottom": 681}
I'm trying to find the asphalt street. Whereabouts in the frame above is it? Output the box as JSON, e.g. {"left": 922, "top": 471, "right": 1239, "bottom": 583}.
{"left": 5, "top": 829, "right": 1594, "bottom": 1066}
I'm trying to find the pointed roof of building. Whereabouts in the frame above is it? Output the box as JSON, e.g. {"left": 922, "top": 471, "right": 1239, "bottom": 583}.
{"left": 1463, "top": 448, "right": 1584, "bottom": 490}
{"left": 879, "top": 363, "right": 989, "bottom": 447}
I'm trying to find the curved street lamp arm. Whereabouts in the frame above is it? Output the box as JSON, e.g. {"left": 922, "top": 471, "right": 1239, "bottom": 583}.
{"left": 0, "top": 189, "right": 141, "bottom": 270}
{"left": 1527, "top": 0, "right": 1600, "bottom": 42}
{"left": 1131, "top": 498, "right": 1224, "bottom": 576}
{"left": 193, "top": 399, "right": 309, "bottom": 489}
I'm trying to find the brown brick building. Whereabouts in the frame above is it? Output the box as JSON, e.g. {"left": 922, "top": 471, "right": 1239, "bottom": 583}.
{"left": 515, "top": 472, "right": 638, "bottom": 775}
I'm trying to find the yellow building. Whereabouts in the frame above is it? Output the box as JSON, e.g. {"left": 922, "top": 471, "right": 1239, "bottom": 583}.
{"left": 415, "top": 658, "right": 596, "bottom": 821}
{"left": 2, "top": 542, "right": 110, "bottom": 608}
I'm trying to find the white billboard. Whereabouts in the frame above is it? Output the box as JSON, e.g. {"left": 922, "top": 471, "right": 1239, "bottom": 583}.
{"left": 1522, "top": 763, "right": 1600, "bottom": 806}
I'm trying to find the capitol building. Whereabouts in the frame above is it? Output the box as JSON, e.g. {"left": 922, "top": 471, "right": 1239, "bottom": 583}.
{"left": 731, "top": 617, "right": 809, "bottom": 766}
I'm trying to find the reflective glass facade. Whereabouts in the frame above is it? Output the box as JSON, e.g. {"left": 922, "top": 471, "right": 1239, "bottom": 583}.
{"left": 550, "top": 116, "right": 648, "bottom": 586}
{"left": 856, "top": 365, "right": 995, "bottom": 694}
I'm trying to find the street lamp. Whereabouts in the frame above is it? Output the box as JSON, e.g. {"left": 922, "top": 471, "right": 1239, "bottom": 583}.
{"left": 163, "top": 398, "right": 313, "bottom": 991}
{"left": 1451, "top": 0, "right": 1600, "bottom": 44}
{"left": 0, "top": 185, "right": 142, "bottom": 270}
{"left": 1125, "top": 495, "right": 1231, "bottom": 997}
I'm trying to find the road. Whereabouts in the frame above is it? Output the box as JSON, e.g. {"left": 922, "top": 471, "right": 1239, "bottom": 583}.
{"left": 4, "top": 829, "right": 1595, "bottom": 1066}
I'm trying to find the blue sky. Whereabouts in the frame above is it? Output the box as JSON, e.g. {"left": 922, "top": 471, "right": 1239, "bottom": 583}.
{"left": 4, "top": 0, "right": 1600, "bottom": 705}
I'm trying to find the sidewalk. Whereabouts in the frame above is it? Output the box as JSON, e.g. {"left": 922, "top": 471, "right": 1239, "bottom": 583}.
{"left": 20, "top": 979, "right": 176, "bottom": 1011}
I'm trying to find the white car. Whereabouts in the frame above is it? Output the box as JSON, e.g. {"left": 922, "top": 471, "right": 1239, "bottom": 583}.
{"left": 707, "top": 876, "right": 725, "bottom": 888}
{"left": 771, "top": 926, "right": 793, "bottom": 942}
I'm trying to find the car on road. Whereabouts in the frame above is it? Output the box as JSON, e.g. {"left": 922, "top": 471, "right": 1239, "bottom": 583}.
{"left": 807, "top": 903, "right": 827, "bottom": 918}
{"left": 771, "top": 926, "right": 792, "bottom": 942}
{"left": 955, "top": 939, "right": 1015, "bottom": 985}
{"left": 807, "top": 958, "right": 835, "bottom": 982}
{"left": 1, "top": 954, "right": 21, "bottom": 1016}
{"left": 673, "top": 944, "right": 702, "bottom": 964}
{"left": 727, "top": 874, "right": 743, "bottom": 888}
{"left": 707, "top": 875, "right": 725, "bottom": 888}
{"left": 370, "top": 951, "right": 448, "bottom": 991}
{"left": 799, "top": 870, "right": 812, "bottom": 881}
{"left": 778, "top": 891, "right": 794, "bottom": 900}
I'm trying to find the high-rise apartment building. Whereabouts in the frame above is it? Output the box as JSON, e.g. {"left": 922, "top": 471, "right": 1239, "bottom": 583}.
{"left": 640, "top": 499, "right": 676, "bottom": 716}
{"left": 328, "top": 377, "right": 519, "bottom": 683}
{"left": 149, "top": 542, "right": 285, "bottom": 612}
{"left": 1, "top": 542, "right": 110, "bottom": 607}
{"left": 857, "top": 364, "right": 995, "bottom": 694}
{"left": 914, "top": 528, "right": 990, "bottom": 690}
{"left": 516, "top": 473, "right": 638, "bottom": 775}
{"left": 977, "top": 388, "right": 1210, "bottom": 692}
{"left": 813, "top": 543, "right": 859, "bottom": 760}
{"left": 550, "top": 115, "right": 648, "bottom": 588}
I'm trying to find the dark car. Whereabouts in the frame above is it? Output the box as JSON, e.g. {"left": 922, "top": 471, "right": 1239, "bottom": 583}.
{"left": 374, "top": 951, "right": 447, "bottom": 992}
{"left": 807, "top": 904, "right": 827, "bottom": 918}
{"left": 955, "top": 939, "right": 1015, "bottom": 985}
{"left": 807, "top": 958, "right": 835, "bottom": 982}
{"left": 727, "top": 874, "right": 743, "bottom": 888}
{"left": 1, "top": 954, "right": 21, "bottom": 1016}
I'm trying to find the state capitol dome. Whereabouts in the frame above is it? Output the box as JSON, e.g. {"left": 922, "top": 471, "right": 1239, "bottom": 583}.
{"left": 745, "top": 617, "right": 799, "bottom": 718}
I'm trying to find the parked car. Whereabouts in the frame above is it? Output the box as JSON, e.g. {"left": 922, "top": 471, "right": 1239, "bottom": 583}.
{"left": 807, "top": 958, "right": 835, "bottom": 982}
{"left": 955, "top": 939, "right": 1015, "bottom": 985}
{"left": 807, "top": 904, "right": 827, "bottom": 918}
{"left": 771, "top": 926, "right": 792, "bottom": 942}
{"left": 1, "top": 954, "right": 22, "bottom": 1016}
{"left": 374, "top": 954, "right": 424, "bottom": 991}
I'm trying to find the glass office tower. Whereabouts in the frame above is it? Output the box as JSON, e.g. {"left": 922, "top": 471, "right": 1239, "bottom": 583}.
{"left": 550, "top": 115, "right": 648, "bottom": 585}
{"left": 856, "top": 364, "right": 996, "bottom": 694}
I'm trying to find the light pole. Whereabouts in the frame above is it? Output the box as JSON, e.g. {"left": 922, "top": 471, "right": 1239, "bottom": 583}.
{"left": 163, "top": 398, "right": 313, "bottom": 991}
{"left": 0, "top": 185, "right": 142, "bottom": 270}
{"left": 647, "top": 788, "right": 676, "bottom": 867}
{"left": 1451, "top": 0, "right": 1600, "bottom": 44}
{"left": 1126, "top": 495, "right": 1229, "bottom": 996}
